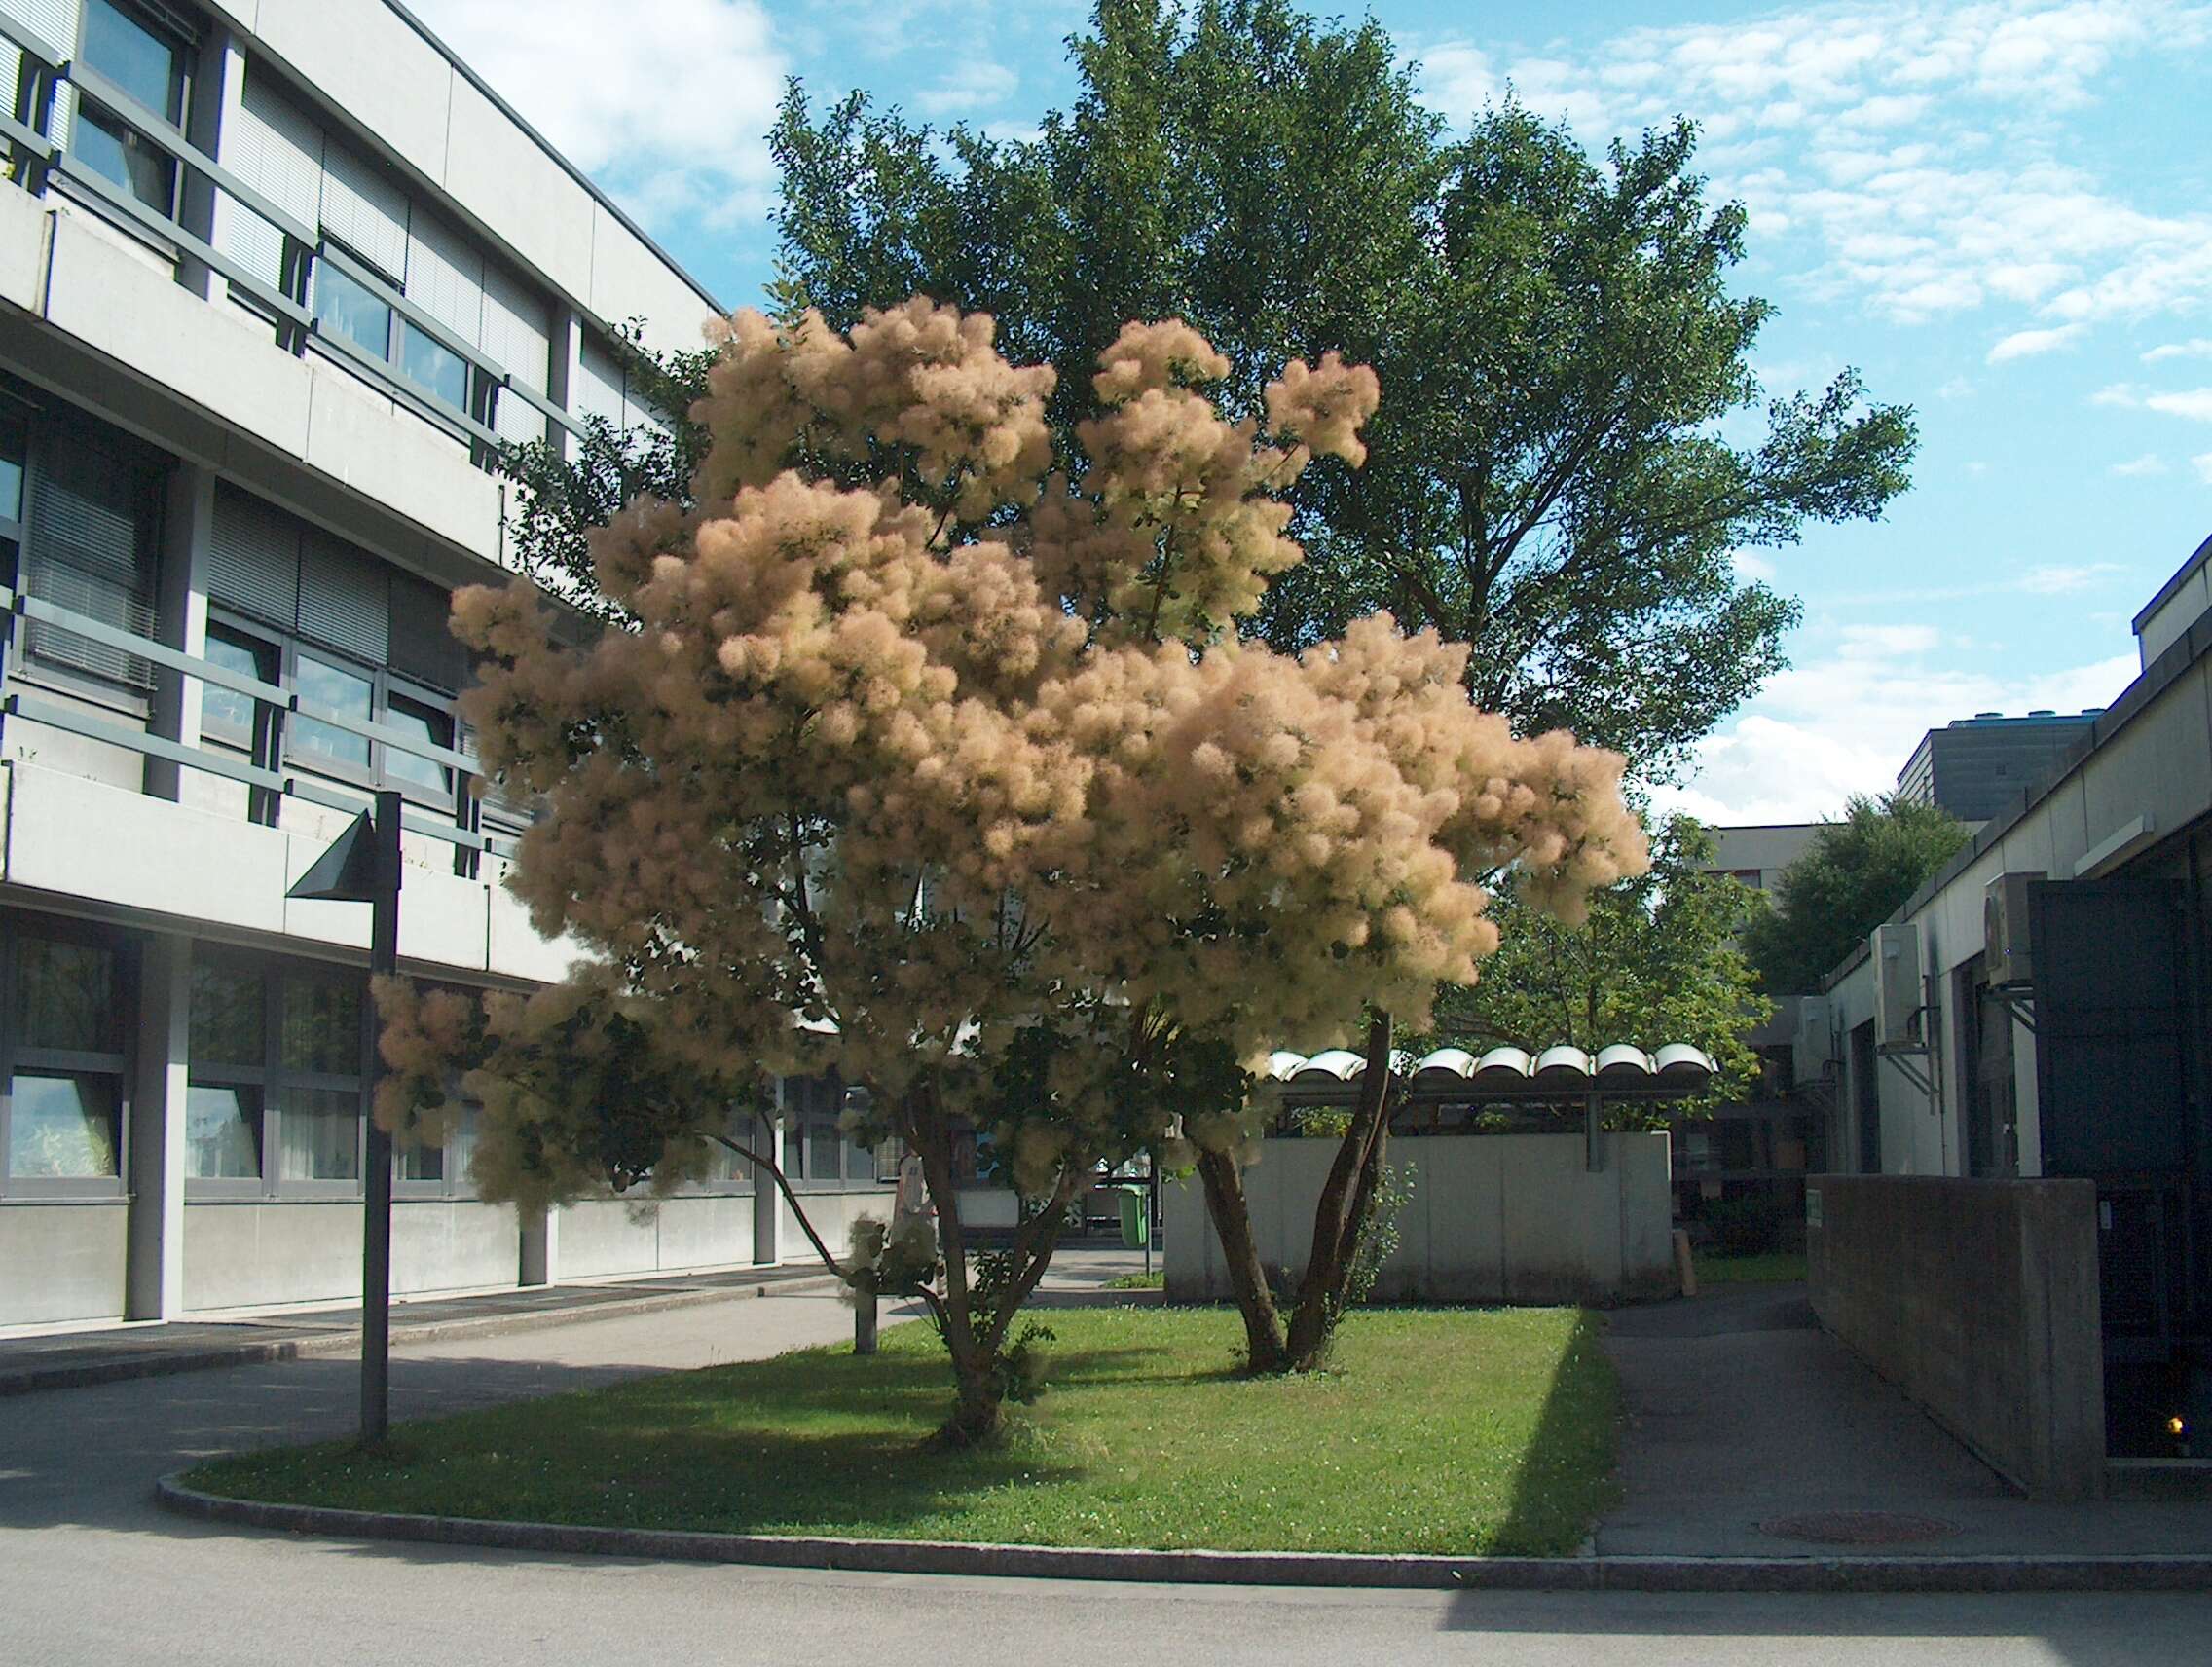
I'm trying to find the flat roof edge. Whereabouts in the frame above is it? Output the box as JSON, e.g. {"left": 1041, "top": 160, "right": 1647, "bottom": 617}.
{"left": 384, "top": 0, "right": 726, "bottom": 319}
{"left": 2132, "top": 530, "right": 2212, "bottom": 635}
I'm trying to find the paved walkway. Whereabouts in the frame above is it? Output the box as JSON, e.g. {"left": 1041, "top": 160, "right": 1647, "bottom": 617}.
{"left": 0, "top": 1242, "right": 1156, "bottom": 1394}
{"left": 1598, "top": 1282, "right": 2212, "bottom": 1559}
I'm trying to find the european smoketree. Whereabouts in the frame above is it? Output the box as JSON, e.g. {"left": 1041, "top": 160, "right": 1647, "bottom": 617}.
{"left": 403, "top": 303, "right": 1642, "bottom": 1434}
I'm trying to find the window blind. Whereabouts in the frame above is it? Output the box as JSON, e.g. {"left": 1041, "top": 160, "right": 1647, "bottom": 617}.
{"left": 387, "top": 572, "right": 463, "bottom": 692}
{"left": 205, "top": 483, "right": 301, "bottom": 627}
{"left": 296, "top": 529, "right": 387, "bottom": 662}
{"left": 25, "top": 436, "right": 161, "bottom": 687}
{"left": 403, "top": 207, "right": 484, "bottom": 352}
{"left": 212, "top": 66, "right": 323, "bottom": 295}
{"left": 318, "top": 137, "right": 409, "bottom": 282}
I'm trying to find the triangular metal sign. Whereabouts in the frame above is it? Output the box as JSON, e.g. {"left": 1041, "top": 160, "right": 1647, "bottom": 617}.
{"left": 286, "top": 810, "right": 381, "bottom": 903}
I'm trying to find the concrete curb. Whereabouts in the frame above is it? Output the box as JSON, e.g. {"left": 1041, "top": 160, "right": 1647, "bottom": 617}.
{"left": 0, "top": 1274, "right": 842, "bottom": 1398}
{"left": 153, "top": 1475, "right": 2212, "bottom": 1593}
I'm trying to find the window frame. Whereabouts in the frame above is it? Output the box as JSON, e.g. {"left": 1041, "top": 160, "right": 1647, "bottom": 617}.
{"left": 68, "top": 0, "right": 195, "bottom": 221}
{"left": 0, "top": 912, "right": 134, "bottom": 1200}
{"left": 183, "top": 947, "right": 375, "bottom": 1203}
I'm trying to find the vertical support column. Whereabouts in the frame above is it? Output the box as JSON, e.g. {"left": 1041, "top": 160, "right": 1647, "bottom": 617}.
{"left": 145, "top": 463, "right": 213, "bottom": 802}
{"left": 174, "top": 24, "right": 234, "bottom": 302}
{"left": 125, "top": 934, "right": 191, "bottom": 1320}
{"left": 519, "top": 1205, "right": 558, "bottom": 1287}
{"left": 752, "top": 1085, "right": 784, "bottom": 1267}
{"left": 1584, "top": 1090, "right": 1605, "bottom": 1173}
{"left": 548, "top": 308, "right": 582, "bottom": 468}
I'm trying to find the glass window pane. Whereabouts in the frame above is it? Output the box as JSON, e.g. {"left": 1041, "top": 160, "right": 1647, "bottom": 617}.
{"left": 0, "top": 433, "right": 23, "bottom": 525}
{"left": 201, "top": 631, "right": 273, "bottom": 741}
{"left": 808, "top": 1121, "right": 840, "bottom": 1184}
{"left": 15, "top": 939, "right": 118, "bottom": 1054}
{"left": 384, "top": 695, "right": 453, "bottom": 796}
{"left": 289, "top": 653, "right": 373, "bottom": 770}
{"left": 189, "top": 962, "right": 263, "bottom": 1066}
{"left": 314, "top": 262, "right": 393, "bottom": 363}
{"left": 398, "top": 322, "right": 468, "bottom": 411}
{"left": 85, "top": 0, "right": 182, "bottom": 119}
{"left": 76, "top": 105, "right": 177, "bottom": 213}
{"left": 186, "top": 1083, "right": 261, "bottom": 1179}
{"left": 397, "top": 1135, "right": 443, "bottom": 1182}
{"left": 281, "top": 975, "right": 361, "bottom": 1077}
{"left": 279, "top": 1086, "right": 359, "bottom": 1181}
{"left": 7, "top": 1074, "right": 121, "bottom": 1177}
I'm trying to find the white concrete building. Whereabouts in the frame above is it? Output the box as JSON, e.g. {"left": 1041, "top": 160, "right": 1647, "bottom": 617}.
{"left": 0, "top": 0, "right": 887, "bottom": 1330}
{"left": 1800, "top": 531, "right": 2212, "bottom": 1452}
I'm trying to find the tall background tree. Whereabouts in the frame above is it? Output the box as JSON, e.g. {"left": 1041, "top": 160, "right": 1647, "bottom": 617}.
{"left": 1740, "top": 794, "right": 1972, "bottom": 996}
{"left": 1434, "top": 816, "right": 1770, "bottom": 1105}
{"left": 770, "top": 0, "right": 1918, "bottom": 781}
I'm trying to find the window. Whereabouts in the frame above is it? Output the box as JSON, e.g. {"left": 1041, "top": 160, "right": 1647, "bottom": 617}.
{"left": 1, "top": 923, "right": 130, "bottom": 1194}
{"left": 289, "top": 649, "right": 374, "bottom": 772}
{"left": 313, "top": 259, "right": 392, "bottom": 364}
{"left": 73, "top": 0, "right": 188, "bottom": 215}
{"left": 313, "top": 250, "right": 477, "bottom": 426}
{"left": 18, "top": 413, "right": 167, "bottom": 695}
{"left": 186, "top": 951, "right": 374, "bottom": 1196}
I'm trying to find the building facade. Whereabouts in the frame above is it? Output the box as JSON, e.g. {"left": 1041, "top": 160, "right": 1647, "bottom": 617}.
{"left": 1801, "top": 532, "right": 2212, "bottom": 1452}
{"left": 0, "top": 0, "right": 888, "bottom": 1331}
{"left": 1895, "top": 709, "right": 2101, "bottom": 827}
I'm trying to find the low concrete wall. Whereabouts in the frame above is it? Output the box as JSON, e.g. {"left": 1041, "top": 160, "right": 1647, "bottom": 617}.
{"left": 0, "top": 1204, "right": 128, "bottom": 1325}
{"left": 1164, "top": 1131, "right": 1675, "bottom": 1306}
{"left": 183, "top": 1201, "right": 523, "bottom": 1310}
{"left": 1808, "top": 1175, "right": 2105, "bottom": 1500}
{"left": 557, "top": 1194, "right": 756, "bottom": 1279}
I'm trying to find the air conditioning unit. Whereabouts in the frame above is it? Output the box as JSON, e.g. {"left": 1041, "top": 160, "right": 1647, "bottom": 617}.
{"left": 1984, "top": 871, "right": 2045, "bottom": 987}
{"left": 1791, "top": 995, "right": 1833, "bottom": 1085}
{"left": 1872, "top": 921, "right": 1921, "bottom": 1050}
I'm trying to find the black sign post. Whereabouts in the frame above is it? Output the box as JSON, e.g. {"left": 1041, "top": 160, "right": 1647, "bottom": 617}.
{"left": 287, "top": 790, "right": 403, "bottom": 1447}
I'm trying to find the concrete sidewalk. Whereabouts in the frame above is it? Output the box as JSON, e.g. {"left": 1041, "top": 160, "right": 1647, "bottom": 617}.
{"left": 1598, "top": 1282, "right": 2212, "bottom": 1562}
{"left": 0, "top": 1241, "right": 1153, "bottom": 1396}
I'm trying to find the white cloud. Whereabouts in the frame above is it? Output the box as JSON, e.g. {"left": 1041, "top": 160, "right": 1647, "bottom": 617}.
{"left": 406, "top": 0, "right": 786, "bottom": 235}
{"left": 2143, "top": 338, "right": 2212, "bottom": 361}
{"left": 2146, "top": 388, "right": 2212, "bottom": 421}
{"left": 2092, "top": 381, "right": 2145, "bottom": 406}
{"left": 1407, "top": 2, "right": 2212, "bottom": 331}
{"left": 2110, "top": 453, "right": 2168, "bottom": 474}
{"left": 2019, "top": 561, "right": 2125, "bottom": 592}
{"left": 1936, "top": 375, "right": 1974, "bottom": 399}
{"left": 1987, "top": 322, "right": 2084, "bottom": 362}
{"left": 2195, "top": 451, "right": 2212, "bottom": 485}
{"left": 914, "top": 59, "right": 1018, "bottom": 118}
{"left": 1656, "top": 631, "right": 2138, "bottom": 824}
{"left": 1732, "top": 550, "right": 1780, "bottom": 582}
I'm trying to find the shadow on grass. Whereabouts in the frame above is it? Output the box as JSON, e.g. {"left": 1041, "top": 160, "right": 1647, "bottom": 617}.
{"left": 1492, "top": 1308, "right": 1620, "bottom": 1556}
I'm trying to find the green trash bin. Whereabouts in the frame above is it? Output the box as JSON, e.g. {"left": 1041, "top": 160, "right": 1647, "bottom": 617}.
{"left": 1117, "top": 1184, "right": 1150, "bottom": 1248}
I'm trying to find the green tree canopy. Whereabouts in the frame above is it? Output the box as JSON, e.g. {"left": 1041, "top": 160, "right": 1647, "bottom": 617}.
{"left": 1433, "top": 816, "right": 1769, "bottom": 1104}
{"left": 1741, "top": 794, "right": 1972, "bottom": 997}
{"left": 770, "top": 0, "right": 1918, "bottom": 778}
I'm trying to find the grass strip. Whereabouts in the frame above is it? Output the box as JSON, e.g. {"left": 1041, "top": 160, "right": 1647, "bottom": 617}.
{"left": 186, "top": 1306, "right": 1617, "bottom": 1557}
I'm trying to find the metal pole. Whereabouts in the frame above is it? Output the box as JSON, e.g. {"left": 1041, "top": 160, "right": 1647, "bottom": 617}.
{"left": 361, "top": 790, "right": 401, "bottom": 1447}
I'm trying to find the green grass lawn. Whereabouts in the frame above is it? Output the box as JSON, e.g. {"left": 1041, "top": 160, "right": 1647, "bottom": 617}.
{"left": 1693, "top": 1249, "right": 1809, "bottom": 1284}
{"left": 185, "top": 1306, "right": 1617, "bottom": 1556}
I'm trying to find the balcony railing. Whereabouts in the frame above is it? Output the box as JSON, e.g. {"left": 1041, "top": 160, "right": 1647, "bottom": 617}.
{"left": 0, "top": 582, "right": 524, "bottom": 866}
{"left": 0, "top": 13, "right": 583, "bottom": 462}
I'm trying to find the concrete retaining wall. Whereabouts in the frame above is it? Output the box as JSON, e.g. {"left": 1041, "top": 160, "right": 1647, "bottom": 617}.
{"left": 1164, "top": 1131, "right": 1676, "bottom": 1306}
{"left": 1808, "top": 1175, "right": 2105, "bottom": 1500}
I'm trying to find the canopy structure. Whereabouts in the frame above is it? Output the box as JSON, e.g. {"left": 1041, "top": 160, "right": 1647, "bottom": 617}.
{"left": 1262, "top": 1044, "right": 1718, "bottom": 1103}
{"left": 1256, "top": 1043, "right": 1721, "bottom": 1172}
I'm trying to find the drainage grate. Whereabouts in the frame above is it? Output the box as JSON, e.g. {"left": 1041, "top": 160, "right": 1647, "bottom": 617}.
{"left": 1759, "top": 1510, "right": 1957, "bottom": 1545}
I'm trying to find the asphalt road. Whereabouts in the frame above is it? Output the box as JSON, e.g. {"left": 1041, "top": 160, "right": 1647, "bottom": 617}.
{"left": 4, "top": 1288, "right": 2207, "bottom": 1666}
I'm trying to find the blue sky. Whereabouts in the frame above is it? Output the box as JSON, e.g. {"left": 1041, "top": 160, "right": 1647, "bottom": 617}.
{"left": 412, "top": 0, "right": 2212, "bottom": 824}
